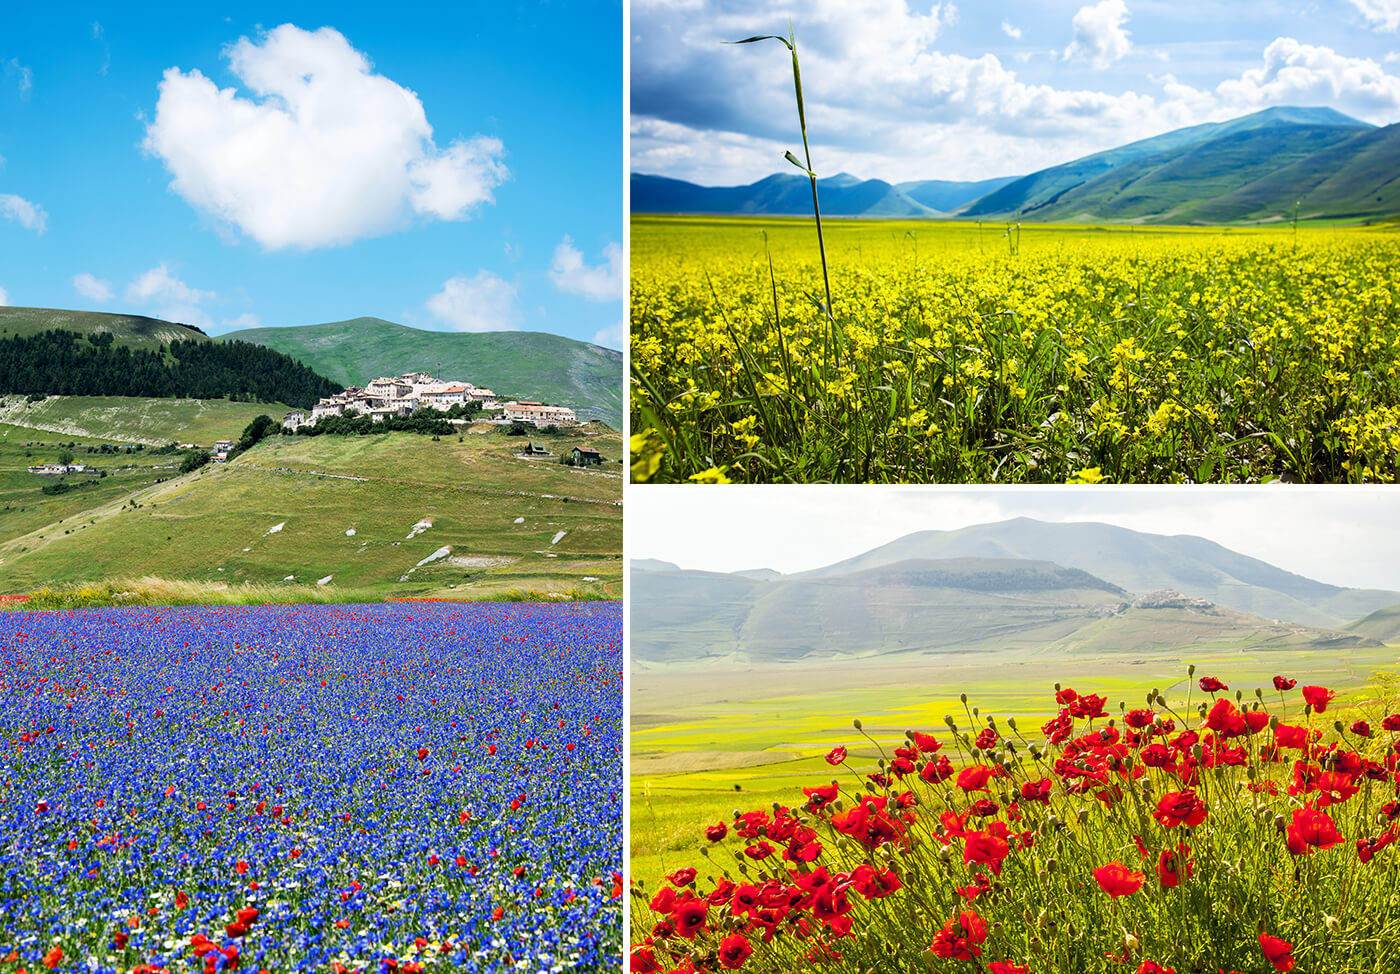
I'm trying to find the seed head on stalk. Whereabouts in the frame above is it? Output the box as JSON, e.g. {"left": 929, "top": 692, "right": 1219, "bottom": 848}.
{"left": 729, "top": 25, "right": 833, "bottom": 321}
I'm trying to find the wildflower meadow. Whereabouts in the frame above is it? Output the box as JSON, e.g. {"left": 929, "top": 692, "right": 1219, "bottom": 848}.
{"left": 630, "top": 669, "right": 1400, "bottom": 973}
{"left": 631, "top": 217, "right": 1400, "bottom": 484}
{"left": 0, "top": 601, "right": 622, "bottom": 973}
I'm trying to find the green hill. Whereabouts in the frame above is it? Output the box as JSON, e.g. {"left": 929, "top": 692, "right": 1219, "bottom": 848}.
{"left": 0, "top": 307, "right": 211, "bottom": 349}
{"left": 1348, "top": 604, "right": 1400, "bottom": 643}
{"left": 0, "top": 425, "right": 622, "bottom": 599}
{"left": 961, "top": 107, "right": 1373, "bottom": 220}
{"left": 227, "top": 318, "right": 622, "bottom": 428}
{"left": 798, "top": 518, "right": 1400, "bottom": 628}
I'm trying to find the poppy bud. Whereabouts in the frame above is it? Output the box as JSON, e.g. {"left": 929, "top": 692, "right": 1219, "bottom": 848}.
{"left": 960, "top": 693, "right": 968, "bottom": 704}
{"left": 1188, "top": 665, "right": 1196, "bottom": 677}
{"left": 1325, "top": 915, "right": 1340, "bottom": 932}
{"left": 1006, "top": 717, "right": 1017, "bottom": 731}
{"left": 1045, "top": 857, "right": 1057, "bottom": 872}
{"left": 1124, "top": 934, "right": 1138, "bottom": 950}
{"left": 1274, "top": 813, "right": 1287, "bottom": 831}
{"left": 852, "top": 718, "right": 862, "bottom": 730}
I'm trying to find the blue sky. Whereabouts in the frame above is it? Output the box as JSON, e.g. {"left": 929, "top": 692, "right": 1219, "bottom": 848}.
{"left": 632, "top": 0, "right": 1400, "bottom": 184}
{"left": 0, "top": 3, "right": 623, "bottom": 347}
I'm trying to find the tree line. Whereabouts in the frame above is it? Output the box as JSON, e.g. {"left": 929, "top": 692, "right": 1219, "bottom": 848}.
{"left": 0, "top": 330, "right": 342, "bottom": 408}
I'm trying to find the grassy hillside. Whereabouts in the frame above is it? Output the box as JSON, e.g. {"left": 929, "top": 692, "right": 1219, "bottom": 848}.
{"left": 228, "top": 318, "right": 622, "bottom": 428}
{"left": 0, "top": 307, "right": 211, "bottom": 349}
{"left": 0, "top": 396, "right": 291, "bottom": 445}
{"left": 1348, "top": 604, "right": 1400, "bottom": 643}
{"left": 0, "top": 425, "right": 622, "bottom": 600}
{"left": 962, "top": 107, "right": 1372, "bottom": 219}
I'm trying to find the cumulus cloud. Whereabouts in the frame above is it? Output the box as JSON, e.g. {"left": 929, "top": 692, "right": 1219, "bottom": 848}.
{"left": 0, "top": 287, "right": 8, "bottom": 305}
{"left": 1063, "top": 0, "right": 1132, "bottom": 69}
{"left": 631, "top": 0, "right": 1400, "bottom": 184}
{"left": 222, "top": 313, "right": 261, "bottom": 330}
{"left": 592, "top": 319, "right": 625, "bottom": 349}
{"left": 1001, "top": 20, "right": 1022, "bottom": 41}
{"left": 1216, "top": 38, "right": 1400, "bottom": 117}
{"left": 1351, "top": 0, "right": 1400, "bottom": 31}
{"left": 0, "top": 194, "right": 47, "bottom": 233}
{"left": 125, "top": 263, "right": 216, "bottom": 329}
{"left": 425, "top": 271, "right": 518, "bottom": 332}
{"left": 143, "top": 24, "right": 508, "bottom": 250}
{"left": 549, "top": 237, "right": 624, "bottom": 301}
{"left": 72, "top": 273, "right": 114, "bottom": 303}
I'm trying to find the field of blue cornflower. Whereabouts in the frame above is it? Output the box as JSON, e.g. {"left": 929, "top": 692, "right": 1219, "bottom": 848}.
{"left": 0, "top": 601, "right": 622, "bottom": 974}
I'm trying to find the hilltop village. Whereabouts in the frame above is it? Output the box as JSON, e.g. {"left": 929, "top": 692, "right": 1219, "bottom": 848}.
{"left": 281, "top": 372, "right": 579, "bottom": 431}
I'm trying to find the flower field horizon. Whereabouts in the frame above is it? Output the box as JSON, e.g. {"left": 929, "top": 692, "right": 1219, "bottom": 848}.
{"left": 0, "top": 601, "right": 622, "bottom": 973}
{"left": 630, "top": 216, "right": 1400, "bottom": 484}
{"left": 630, "top": 667, "right": 1400, "bottom": 973}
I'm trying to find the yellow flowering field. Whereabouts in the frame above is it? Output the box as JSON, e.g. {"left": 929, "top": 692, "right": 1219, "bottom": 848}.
{"left": 630, "top": 215, "right": 1400, "bottom": 483}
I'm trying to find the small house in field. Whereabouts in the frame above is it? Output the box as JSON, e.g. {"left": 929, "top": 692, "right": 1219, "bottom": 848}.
{"left": 570, "top": 446, "right": 603, "bottom": 467}
{"left": 519, "top": 442, "right": 553, "bottom": 457}
{"left": 214, "top": 439, "right": 233, "bottom": 453}
{"left": 282, "top": 409, "right": 308, "bottom": 431}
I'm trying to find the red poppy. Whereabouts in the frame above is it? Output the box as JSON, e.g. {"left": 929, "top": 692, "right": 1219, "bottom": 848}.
{"left": 717, "top": 933, "right": 753, "bottom": 970}
{"left": 911, "top": 731, "right": 941, "bottom": 753}
{"left": 956, "top": 765, "right": 995, "bottom": 792}
{"left": 1135, "top": 963, "right": 1175, "bottom": 974}
{"left": 963, "top": 830, "right": 1011, "bottom": 875}
{"left": 1351, "top": 720, "right": 1371, "bottom": 737}
{"left": 1259, "top": 933, "right": 1296, "bottom": 972}
{"left": 1156, "top": 843, "right": 1193, "bottom": 887}
{"left": 988, "top": 963, "right": 1031, "bottom": 974}
{"left": 1153, "top": 789, "right": 1208, "bottom": 828}
{"left": 929, "top": 911, "right": 988, "bottom": 959}
{"left": 669, "top": 900, "right": 708, "bottom": 939}
{"left": 1286, "top": 805, "right": 1344, "bottom": 854}
{"left": 1093, "top": 861, "right": 1145, "bottom": 897}
{"left": 1301, "top": 685, "right": 1335, "bottom": 712}
{"left": 667, "top": 867, "right": 696, "bottom": 888}
{"left": 1273, "top": 676, "right": 1297, "bottom": 691}
{"left": 1198, "top": 676, "right": 1228, "bottom": 692}
{"left": 704, "top": 821, "right": 728, "bottom": 842}
{"left": 824, "top": 746, "right": 847, "bottom": 766}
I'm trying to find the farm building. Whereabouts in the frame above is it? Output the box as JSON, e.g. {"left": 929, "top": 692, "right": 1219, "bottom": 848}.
{"left": 570, "top": 446, "right": 603, "bottom": 466}
{"left": 503, "top": 401, "right": 578, "bottom": 426}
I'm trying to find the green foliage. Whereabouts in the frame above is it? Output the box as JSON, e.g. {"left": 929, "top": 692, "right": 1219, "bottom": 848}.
{"left": 179, "top": 449, "right": 211, "bottom": 474}
{"left": 0, "top": 330, "right": 340, "bottom": 407}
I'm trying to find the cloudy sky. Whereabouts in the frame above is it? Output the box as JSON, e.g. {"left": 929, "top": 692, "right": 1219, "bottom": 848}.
{"left": 1, "top": 4, "right": 623, "bottom": 347}
{"left": 630, "top": 487, "right": 1400, "bottom": 591}
{"left": 631, "top": 0, "right": 1400, "bottom": 185}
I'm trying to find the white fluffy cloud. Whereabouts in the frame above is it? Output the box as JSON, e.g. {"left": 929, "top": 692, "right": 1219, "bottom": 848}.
{"left": 425, "top": 271, "right": 518, "bottom": 332}
{"left": 143, "top": 24, "right": 508, "bottom": 250}
{"left": 0, "top": 287, "right": 9, "bottom": 306}
{"left": 222, "top": 313, "right": 261, "bottom": 330}
{"left": 125, "top": 263, "right": 216, "bottom": 329}
{"left": 1, "top": 194, "right": 47, "bottom": 233}
{"left": 1216, "top": 38, "right": 1400, "bottom": 116}
{"left": 1063, "top": 0, "right": 1132, "bottom": 69}
{"left": 1351, "top": 0, "right": 1400, "bottom": 32}
{"left": 6, "top": 58, "right": 32, "bottom": 97}
{"left": 549, "top": 237, "right": 624, "bottom": 301}
{"left": 631, "top": 0, "right": 1400, "bottom": 184}
{"left": 72, "top": 273, "right": 114, "bottom": 302}
{"left": 592, "top": 319, "right": 625, "bottom": 349}
{"left": 1001, "top": 20, "right": 1023, "bottom": 41}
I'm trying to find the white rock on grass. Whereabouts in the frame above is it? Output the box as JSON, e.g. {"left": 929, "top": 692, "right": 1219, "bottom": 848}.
{"left": 551, "top": 531, "right": 567, "bottom": 545}
{"left": 416, "top": 546, "right": 451, "bottom": 567}
{"left": 346, "top": 529, "right": 356, "bottom": 536}
{"left": 513, "top": 517, "right": 525, "bottom": 524}
{"left": 284, "top": 575, "right": 295, "bottom": 581}
{"left": 406, "top": 519, "right": 432, "bottom": 540}
{"left": 266, "top": 522, "right": 285, "bottom": 535}
{"left": 317, "top": 574, "right": 333, "bottom": 586}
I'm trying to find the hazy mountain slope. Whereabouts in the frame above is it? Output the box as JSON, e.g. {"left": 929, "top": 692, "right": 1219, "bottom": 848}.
{"left": 226, "top": 318, "right": 622, "bottom": 428}
{"left": 895, "top": 176, "right": 1021, "bottom": 212}
{"left": 1348, "top": 604, "right": 1400, "bottom": 643}
{"left": 797, "top": 518, "right": 1399, "bottom": 627}
{"left": 631, "top": 172, "right": 938, "bottom": 217}
{"left": 630, "top": 552, "right": 1366, "bottom": 664}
